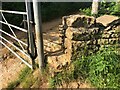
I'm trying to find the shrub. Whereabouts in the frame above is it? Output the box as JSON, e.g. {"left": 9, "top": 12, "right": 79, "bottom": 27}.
{"left": 73, "top": 46, "right": 120, "bottom": 88}
{"left": 79, "top": 8, "right": 92, "bottom": 16}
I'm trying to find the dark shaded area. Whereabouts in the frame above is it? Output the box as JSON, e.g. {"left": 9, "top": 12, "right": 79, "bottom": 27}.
{"left": 1, "top": 2, "right": 91, "bottom": 34}
{"left": 2, "top": 2, "right": 91, "bottom": 25}
{"left": 41, "top": 2, "right": 92, "bottom": 22}
{"left": 2, "top": 2, "right": 25, "bottom": 26}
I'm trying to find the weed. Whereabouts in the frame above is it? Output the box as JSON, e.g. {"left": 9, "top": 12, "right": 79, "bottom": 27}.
{"left": 48, "top": 77, "right": 56, "bottom": 88}
{"left": 20, "top": 74, "right": 36, "bottom": 88}
{"left": 7, "top": 66, "right": 32, "bottom": 89}
{"left": 73, "top": 46, "right": 120, "bottom": 88}
{"left": 7, "top": 81, "right": 20, "bottom": 89}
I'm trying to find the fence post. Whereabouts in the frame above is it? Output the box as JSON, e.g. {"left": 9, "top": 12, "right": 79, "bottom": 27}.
{"left": 33, "top": 1, "right": 44, "bottom": 71}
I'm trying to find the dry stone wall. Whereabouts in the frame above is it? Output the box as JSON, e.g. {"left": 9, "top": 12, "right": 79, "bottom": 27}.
{"left": 59, "top": 14, "right": 120, "bottom": 61}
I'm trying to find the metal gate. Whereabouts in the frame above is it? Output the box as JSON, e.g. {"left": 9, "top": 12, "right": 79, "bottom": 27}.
{"left": 0, "top": 0, "right": 44, "bottom": 70}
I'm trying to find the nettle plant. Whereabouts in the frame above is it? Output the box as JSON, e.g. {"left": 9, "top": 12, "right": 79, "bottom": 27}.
{"left": 73, "top": 46, "right": 120, "bottom": 88}
{"left": 88, "top": 47, "right": 120, "bottom": 88}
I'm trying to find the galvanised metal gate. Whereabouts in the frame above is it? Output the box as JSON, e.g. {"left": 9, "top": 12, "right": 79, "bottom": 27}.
{"left": 0, "top": 0, "right": 44, "bottom": 70}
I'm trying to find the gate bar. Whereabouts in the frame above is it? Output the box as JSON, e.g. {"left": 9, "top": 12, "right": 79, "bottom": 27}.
{"left": 33, "top": 1, "right": 44, "bottom": 70}
{"left": 0, "top": 36, "right": 31, "bottom": 59}
{"left": 0, "top": 40, "right": 32, "bottom": 69}
{"left": 0, "top": 29, "right": 28, "bottom": 46}
{"left": 1, "top": 12, "right": 25, "bottom": 51}
{"left": 0, "top": 21, "right": 27, "bottom": 32}
{"left": 0, "top": 10, "right": 27, "bottom": 15}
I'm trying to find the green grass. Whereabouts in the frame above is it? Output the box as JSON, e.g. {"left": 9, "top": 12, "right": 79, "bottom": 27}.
{"left": 7, "top": 66, "right": 32, "bottom": 89}
{"left": 74, "top": 46, "right": 120, "bottom": 88}
{"left": 7, "top": 63, "right": 49, "bottom": 89}
{"left": 49, "top": 46, "right": 120, "bottom": 88}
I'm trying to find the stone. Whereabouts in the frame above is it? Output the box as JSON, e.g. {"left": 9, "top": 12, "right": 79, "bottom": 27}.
{"left": 65, "top": 27, "right": 100, "bottom": 41}
{"left": 65, "top": 27, "right": 87, "bottom": 40}
{"left": 104, "top": 26, "right": 113, "bottom": 31}
{"left": 96, "top": 15, "right": 119, "bottom": 27}
{"left": 109, "top": 38, "right": 119, "bottom": 44}
{"left": 98, "top": 39, "right": 109, "bottom": 45}
{"left": 111, "top": 34, "right": 118, "bottom": 38}
{"left": 64, "top": 38, "right": 84, "bottom": 50}
{"left": 102, "top": 33, "right": 111, "bottom": 39}
{"left": 3, "top": 54, "right": 7, "bottom": 59}
{"left": 86, "top": 40, "right": 97, "bottom": 45}
{"left": 89, "top": 28, "right": 100, "bottom": 35}
{"left": 114, "top": 26, "right": 120, "bottom": 33}
{"left": 65, "top": 14, "right": 95, "bottom": 27}
{"left": 59, "top": 14, "right": 120, "bottom": 65}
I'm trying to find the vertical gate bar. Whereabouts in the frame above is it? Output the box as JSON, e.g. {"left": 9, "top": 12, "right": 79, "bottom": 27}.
{"left": 25, "top": 0, "right": 35, "bottom": 69}
{"left": 33, "top": 1, "right": 44, "bottom": 71}
{"left": 23, "top": 15, "right": 27, "bottom": 29}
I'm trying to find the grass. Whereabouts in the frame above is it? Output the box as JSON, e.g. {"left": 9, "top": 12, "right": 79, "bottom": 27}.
{"left": 7, "top": 64, "right": 49, "bottom": 89}
{"left": 74, "top": 46, "right": 120, "bottom": 88}
{"left": 7, "top": 66, "right": 32, "bottom": 89}
{"left": 48, "top": 46, "right": 120, "bottom": 88}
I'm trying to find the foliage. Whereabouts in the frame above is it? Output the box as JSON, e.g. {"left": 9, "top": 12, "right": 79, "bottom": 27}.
{"left": 48, "top": 77, "right": 56, "bottom": 88}
{"left": 73, "top": 46, "right": 120, "bottom": 88}
{"left": 48, "top": 65, "right": 75, "bottom": 88}
{"left": 99, "top": 2, "right": 120, "bottom": 16}
{"left": 7, "top": 63, "right": 49, "bottom": 88}
{"left": 7, "top": 46, "right": 120, "bottom": 88}
{"left": 79, "top": 8, "right": 92, "bottom": 16}
{"left": 79, "top": 2, "right": 120, "bottom": 17}
{"left": 49, "top": 46, "right": 120, "bottom": 88}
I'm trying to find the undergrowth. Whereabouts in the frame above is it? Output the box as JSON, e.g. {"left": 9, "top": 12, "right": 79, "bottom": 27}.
{"left": 79, "top": 2, "right": 120, "bottom": 17}
{"left": 74, "top": 46, "right": 120, "bottom": 88}
{"left": 49, "top": 46, "right": 120, "bottom": 88}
